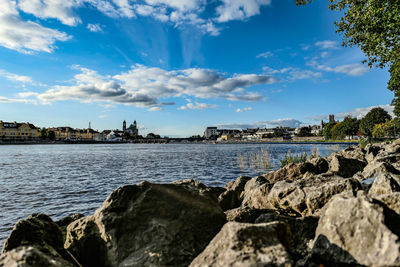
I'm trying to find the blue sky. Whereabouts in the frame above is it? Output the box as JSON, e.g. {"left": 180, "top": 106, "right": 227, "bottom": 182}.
{"left": 0, "top": 0, "right": 394, "bottom": 137}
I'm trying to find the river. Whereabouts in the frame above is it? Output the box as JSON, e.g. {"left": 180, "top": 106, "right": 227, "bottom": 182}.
{"left": 0, "top": 142, "right": 352, "bottom": 245}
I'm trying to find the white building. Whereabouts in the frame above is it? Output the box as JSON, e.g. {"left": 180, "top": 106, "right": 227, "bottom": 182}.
{"left": 204, "top": 127, "right": 218, "bottom": 139}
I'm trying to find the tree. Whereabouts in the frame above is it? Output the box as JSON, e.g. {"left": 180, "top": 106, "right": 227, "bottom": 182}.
{"left": 360, "top": 107, "right": 391, "bottom": 136}
{"left": 372, "top": 118, "right": 400, "bottom": 137}
{"left": 39, "top": 128, "right": 48, "bottom": 139}
{"left": 341, "top": 116, "right": 360, "bottom": 138}
{"left": 331, "top": 122, "right": 345, "bottom": 140}
{"left": 297, "top": 0, "right": 400, "bottom": 116}
{"left": 47, "top": 130, "right": 55, "bottom": 141}
{"left": 323, "top": 122, "right": 337, "bottom": 140}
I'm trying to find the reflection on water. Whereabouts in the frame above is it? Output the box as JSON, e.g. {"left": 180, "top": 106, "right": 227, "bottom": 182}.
{"left": 0, "top": 143, "right": 351, "bottom": 244}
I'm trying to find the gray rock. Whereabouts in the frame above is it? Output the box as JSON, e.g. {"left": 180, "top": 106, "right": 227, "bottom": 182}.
{"left": 312, "top": 191, "right": 400, "bottom": 266}
{"left": 328, "top": 155, "right": 367, "bottom": 178}
{"left": 67, "top": 182, "right": 226, "bottom": 267}
{"left": 374, "top": 192, "right": 400, "bottom": 215}
{"left": 241, "top": 176, "right": 273, "bottom": 209}
{"left": 268, "top": 174, "right": 361, "bottom": 216}
{"left": 365, "top": 144, "right": 382, "bottom": 163}
{"left": 55, "top": 213, "right": 85, "bottom": 244}
{"left": 360, "top": 161, "right": 400, "bottom": 179}
{"left": 189, "top": 221, "right": 293, "bottom": 267}
{"left": 1, "top": 213, "right": 76, "bottom": 265}
{"left": 255, "top": 214, "right": 318, "bottom": 262}
{"left": 262, "top": 162, "right": 312, "bottom": 184}
{"left": 225, "top": 207, "right": 275, "bottom": 223}
{"left": 218, "top": 176, "right": 251, "bottom": 211}
{"left": 307, "top": 157, "right": 329, "bottom": 174}
{"left": 369, "top": 172, "right": 400, "bottom": 196}
{"left": 172, "top": 179, "right": 225, "bottom": 200}
{"left": 0, "top": 246, "right": 75, "bottom": 267}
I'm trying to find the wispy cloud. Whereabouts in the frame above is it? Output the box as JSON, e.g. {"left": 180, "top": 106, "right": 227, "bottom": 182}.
{"left": 315, "top": 40, "right": 339, "bottom": 50}
{"left": 0, "top": 70, "right": 33, "bottom": 84}
{"left": 263, "top": 66, "right": 321, "bottom": 81}
{"left": 178, "top": 100, "right": 217, "bottom": 110}
{"left": 256, "top": 51, "right": 273, "bottom": 59}
{"left": 236, "top": 107, "right": 253, "bottom": 113}
{"left": 217, "top": 118, "right": 302, "bottom": 129}
{"left": 87, "top": 23, "right": 103, "bottom": 32}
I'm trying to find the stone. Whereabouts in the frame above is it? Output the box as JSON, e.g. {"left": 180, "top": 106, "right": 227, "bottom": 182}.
{"left": 307, "top": 156, "right": 329, "bottom": 174}
{"left": 374, "top": 192, "right": 400, "bottom": 215}
{"left": 241, "top": 176, "right": 273, "bottom": 209}
{"left": 1, "top": 213, "right": 76, "bottom": 265}
{"left": 369, "top": 172, "right": 400, "bottom": 196}
{"left": 267, "top": 174, "right": 361, "bottom": 216}
{"left": 255, "top": 213, "right": 319, "bottom": 262}
{"left": 189, "top": 222, "right": 293, "bottom": 267}
{"left": 365, "top": 144, "right": 382, "bottom": 163}
{"left": 0, "top": 246, "right": 76, "bottom": 267}
{"left": 328, "top": 155, "right": 367, "bottom": 178}
{"left": 64, "top": 216, "right": 108, "bottom": 267}
{"left": 263, "top": 162, "right": 311, "bottom": 184}
{"left": 360, "top": 161, "right": 400, "bottom": 179}
{"left": 67, "top": 182, "right": 226, "bottom": 267}
{"left": 225, "top": 207, "right": 275, "bottom": 223}
{"left": 312, "top": 191, "right": 400, "bottom": 266}
{"left": 172, "top": 179, "right": 225, "bottom": 200}
{"left": 334, "top": 146, "right": 366, "bottom": 162}
{"left": 218, "top": 176, "right": 251, "bottom": 211}
{"left": 56, "top": 213, "right": 85, "bottom": 243}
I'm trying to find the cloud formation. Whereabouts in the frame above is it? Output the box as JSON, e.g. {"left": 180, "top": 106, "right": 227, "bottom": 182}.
{"left": 178, "top": 100, "right": 217, "bottom": 110}
{"left": 33, "top": 65, "right": 275, "bottom": 108}
{"left": 308, "top": 104, "right": 394, "bottom": 121}
{"left": 217, "top": 118, "right": 302, "bottom": 129}
{"left": 0, "top": 0, "right": 71, "bottom": 53}
{"left": 236, "top": 107, "right": 252, "bottom": 113}
{"left": 216, "top": 0, "right": 271, "bottom": 22}
{"left": 87, "top": 23, "right": 103, "bottom": 32}
{"left": 0, "top": 69, "right": 33, "bottom": 83}
{"left": 315, "top": 40, "right": 338, "bottom": 50}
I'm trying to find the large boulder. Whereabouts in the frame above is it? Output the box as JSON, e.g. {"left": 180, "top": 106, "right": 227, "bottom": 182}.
{"left": 218, "top": 176, "right": 251, "bottom": 211}
{"left": 255, "top": 213, "right": 319, "bottom": 262}
{"left": 328, "top": 155, "right": 367, "bottom": 178}
{"left": 189, "top": 222, "right": 293, "bottom": 267}
{"left": 312, "top": 191, "right": 400, "bottom": 266}
{"left": 225, "top": 207, "right": 275, "bottom": 223}
{"left": 369, "top": 172, "right": 400, "bottom": 196}
{"left": 67, "top": 182, "right": 226, "bottom": 267}
{"left": 172, "top": 179, "right": 225, "bottom": 200}
{"left": 365, "top": 143, "right": 383, "bottom": 163}
{"left": 374, "top": 192, "right": 400, "bottom": 215}
{"left": 268, "top": 174, "right": 361, "bottom": 216}
{"left": 1, "top": 213, "right": 76, "bottom": 265}
{"left": 241, "top": 176, "right": 273, "bottom": 209}
{"left": 0, "top": 246, "right": 76, "bottom": 267}
{"left": 358, "top": 161, "right": 400, "bottom": 180}
{"left": 262, "top": 162, "right": 318, "bottom": 184}
{"left": 306, "top": 156, "right": 329, "bottom": 174}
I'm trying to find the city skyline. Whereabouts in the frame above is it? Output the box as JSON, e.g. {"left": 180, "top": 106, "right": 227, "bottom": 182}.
{"left": 0, "top": 0, "right": 394, "bottom": 137}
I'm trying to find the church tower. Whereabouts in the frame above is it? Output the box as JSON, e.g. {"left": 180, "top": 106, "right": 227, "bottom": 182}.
{"left": 123, "top": 120, "right": 126, "bottom": 131}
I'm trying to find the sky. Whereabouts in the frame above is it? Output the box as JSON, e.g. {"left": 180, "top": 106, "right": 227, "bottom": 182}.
{"left": 0, "top": 0, "right": 394, "bottom": 137}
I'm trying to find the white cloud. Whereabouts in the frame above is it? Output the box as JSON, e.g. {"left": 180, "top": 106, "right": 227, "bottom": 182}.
{"left": 236, "top": 107, "right": 252, "bottom": 113}
{"left": 263, "top": 66, "right": 321, "bottom": 81}
{"left": 309, "top": 104, "right": 394, "bottom": 121}
{"left": 0, "top": 0, "right": 71, "bottom": 53}
{"left": 216, "top": 0, "right": 271, "bottom": 22}
{"left": 17, "top": 0, "right": 82, "bottom": 26}
{"left": 87, "top": 23, "right": 103, "bottom": 32}
{"left": 313, "top": 63, "right": 369, "bottom": 76}
{"left": 148, "top": 106, "right": 163, "bottom": 111}
{"left": 178, "top": 100, "right": 217, "bottom": 110}
{"left": 0, "top": 70, "right": 33, "bottom": 83}
{"left": 0, "top": 96, "right": 36, "bottom": 104}
{"left": 257, "top": 51, "right": 273, "bottom": 59}
{"left": 315, "top": 40, "right": 339, "bottom": 50}
{"left": 33, "top": 64, "right": 275, "bottom": 107}
{"left": 217, "top": 118, "right": 303, "bottom": 129}
{"left": 17, "top": 91, "right": 39, "bottom": 97}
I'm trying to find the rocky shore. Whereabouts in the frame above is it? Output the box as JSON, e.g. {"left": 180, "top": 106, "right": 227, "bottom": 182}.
{"left": 2, "top": 140, "right": 400, "bottom": 266}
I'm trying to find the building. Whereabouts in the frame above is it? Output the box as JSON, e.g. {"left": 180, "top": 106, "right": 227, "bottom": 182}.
{"left": 0, "top": 121, "right": 39, "bottom": 140}
{"left": 204, "top": 127, "right": 218, "bottom": 139}
{"left": 50, "top": 127, "right": 99, "bottom": 141}
{"left": 329, "top": 114, "right": 335, "bottom": 123}
{"left": 125, "top": 120, "right": 138, "bottom": 136}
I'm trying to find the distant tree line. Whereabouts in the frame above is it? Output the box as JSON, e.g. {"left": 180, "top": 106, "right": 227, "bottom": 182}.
{"left": 323, "top": 107, "right": 396, "bottom": 140}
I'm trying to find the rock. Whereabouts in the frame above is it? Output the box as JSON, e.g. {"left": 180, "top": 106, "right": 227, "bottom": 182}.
{"left": 65, "top": 216, "right": 108, "bottom": 267}
{"left": 67, "top": 182, "right": 226, "bottom": 267}
{"left": 56, "top": 213, "right": 85, "bottom": 243}
{"left": 0, "top": 246, "right": 76, "bottom": 267}
{"left": 218, "top": 176, "right": 251, "bottom": 211}
{"left": 369, "top": 172, "right": 400, "bottom": 196}
{"left": 334, "top": 146, "right": 366, "bottom": 162}
{"left": 172, "top": 179, "right": 226, "bottom": 200}
{"left": 268, "top": 174, "right": 361, "bottom": 216}
{"left": 189, "top": 221, "right": 293, "bottom": 267}
{"left": 328, "top": 155, "right": 367, "bottom": 178}
{"left": 263, "top": 162, "right": 312, "bottom": 184}
{"left": 1, "top": 213, "right": 76, "bottom": 265}
{"left": 241, "top": 176, "right": 273, "bottom": 209}
{"left": 374, "top": 192, "right": 400, "bottom": 215}
{"left": 307, "top": 156, "right": 329, "bottom": 174}
{"left": 311, "top": 191, "right": 400, "bottom": 266}
{"left": 255, "top": 213, "right": 319, "bottom": 262}
{"left": 225, "top": 207, "right": 275, "bottom": 223}
{"left": 360, "top": 161, "right": 400, "bottom": 179}
{"left": 365, "top": 144, "right": 382, "bottom": 163}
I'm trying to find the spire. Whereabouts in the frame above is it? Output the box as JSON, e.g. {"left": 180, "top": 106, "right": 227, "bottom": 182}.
{"left": 123, "top": 120, "right": 127, "bottom": 131}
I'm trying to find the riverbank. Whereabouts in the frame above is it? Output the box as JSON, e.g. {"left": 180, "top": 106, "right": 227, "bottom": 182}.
{"left": 1, "top": 139, "right": 400, "bottom": 266}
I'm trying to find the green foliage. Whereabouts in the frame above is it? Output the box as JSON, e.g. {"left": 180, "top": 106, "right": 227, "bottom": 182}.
{"left": 372, "top": 118, "right": 400, "bottom": 138}
{"left": 296, "top": 0, "right": 400, "bottom": 116}
{"left": 360, "top": 107, "right": 391, "bottom": 136}
{"left": 297, "top": 127, "right": 312, "bottom": 137}
{"left": 39, "top": 128, "right": 48, "bottom": 139}
{"left": 280, "top": 151, "right": 308, "bottom": 167}
{"left": 331, "top": 122, "right": 345, "bottom": 140}
{"left": 331, "top": 116, "right": 360, "bottom": 139}
{"left": 323, "top": 122, "right": 337, "bottom": 140}
{"left": 47, "top": 130, "right": 55, "bottom": 141}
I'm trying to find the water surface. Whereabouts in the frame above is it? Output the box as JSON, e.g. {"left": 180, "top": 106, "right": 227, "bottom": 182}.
{"left": 0, "top": 143, "right": 351, "bottom": 245}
